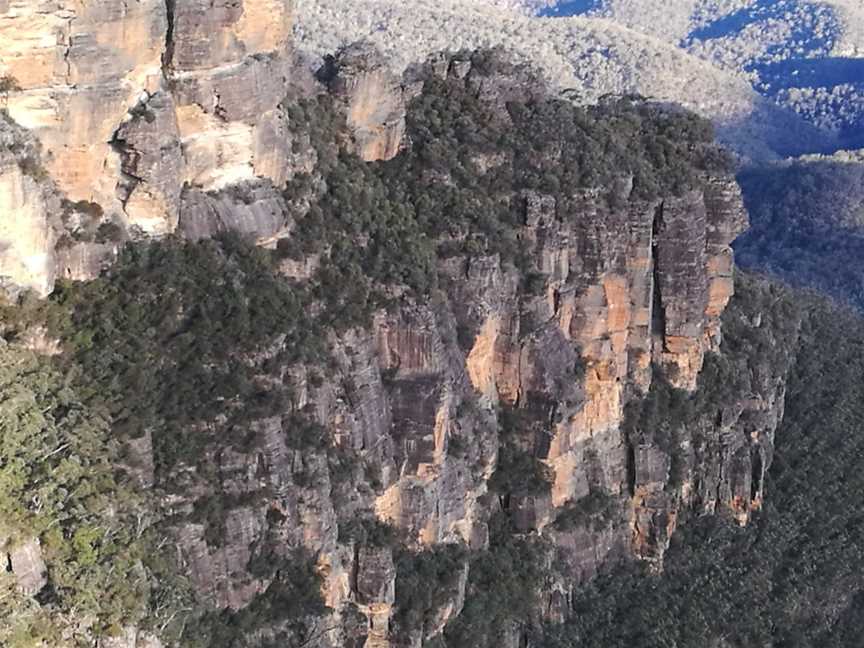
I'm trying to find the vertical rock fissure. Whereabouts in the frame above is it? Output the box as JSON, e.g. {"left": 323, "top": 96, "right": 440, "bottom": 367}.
{"left": 651, "top": 202, "right": 667, "bottom": 350}
{"left": 715, "top": 438, "right": 725, "bottom": 511}
{"left": 108, "top": 128, "right": 140, "bottom": 219}
{"left": 351, "top": 543, "right": 360, "bottom": 598}
{"left": 62, "top": 13, "right": 76, "bottom": 85}
{"left": 162, "top": 0, "right": 176, "bottom": 74}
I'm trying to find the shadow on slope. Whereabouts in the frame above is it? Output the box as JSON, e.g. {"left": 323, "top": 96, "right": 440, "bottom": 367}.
{"left": 688, "top": 0, "right": 838, "bottom": 54}
{"left": 715, "top": 100, "right": 839, "bottom": 159}
{"left": 734, "top": 159, "right": 864, "bottom": 309}
{"left": 689, "top": 3, "right": 774, "bottom": 41}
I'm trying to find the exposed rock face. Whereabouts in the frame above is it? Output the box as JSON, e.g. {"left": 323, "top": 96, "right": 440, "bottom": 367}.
{"left": 321, "top": 42, "right": 407, "bottom": 162}
{"left": 0, "top": 0, "right": 167, "bottom": 204}
{"left": 1, "top": 1, "right": 423, "bottom": 296}
{"left": 144, "top": 177, "right": 754, "bottom": 645}
{"left": 177, "top": 180, "right": 293, "bottom": 243}
{"left": 113, "top": 91, "right": 184, "bottom": 235}
{"left": 0, "top": 114, "right": 57, "bottom": 296}
{"left": 356, "top": 546, "right": 396, "bottom": 648}
{"left": 0, "top": 0, "right": 296, "bottom": 289}
{"left": 628, "top": 277, "right": 799, "bottom": 565}
{"left": 97, "top": 628, "right": 163, "bottom": 648}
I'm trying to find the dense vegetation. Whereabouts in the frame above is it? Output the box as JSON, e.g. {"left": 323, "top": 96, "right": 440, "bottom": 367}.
{"left": 0, "top": 341, "right": 196, "bottom": 645}
{"left": 442, "top": 512, "right": 551, "bottom": 647}
{"left": 736, "top": 159, "right": 864, "bottom": 311}
{"left": 185, "top": 549, "right": 328, "bottom": 648}
{"left": 0, "top": 237, "right": 329, "bottom": 646}
{"left": 45, "top": 235, "right": 325, "bottom": 479}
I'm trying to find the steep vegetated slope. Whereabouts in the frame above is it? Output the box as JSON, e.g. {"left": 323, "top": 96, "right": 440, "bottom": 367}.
{"left": 1, "top": 3, "right": 863, "bottom": 648}
{"left": 0, "top": 46, "right": 801, "bottom": 648}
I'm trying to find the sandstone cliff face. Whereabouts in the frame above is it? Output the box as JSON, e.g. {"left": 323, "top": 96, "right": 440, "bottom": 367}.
{"left": 0, "top": 0, "right": 297, "bottom": 288}
{"left": 0, "top": 17, "right": 788, "bottom": 647}
{"left": 0, "top": 114, "right": 58, "bottom": 296}
{"left": 320, "top": 41, "right": 407, "bottom": 162}
{"left": 140, "top": 162, "right": 761, "bottom": 645}
{"left": 0, "top": 1, "right": 418, "bottom": 295}
{"left": 128, "top": 151, "right": 759, "bottom": 648}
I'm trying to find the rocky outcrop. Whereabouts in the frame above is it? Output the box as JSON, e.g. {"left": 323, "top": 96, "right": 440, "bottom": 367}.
{"left": 0, "top": 1, "right": 166, "bottom": 199}
{"left": 112, "top": 91, "right": 184, "bottom": 236}
{"left": 355, "top": 546, "right": 396, "bottom": 648}
{"left": 0, "top": 114, "right": 57, "bottom": 296}
{"left": 177, "top": 180, "right": 293, "bottom": 244}
{"left": 627, "top": 276, "right": 799, "bottom": 565}
{"left": 144, "top": 176, "right": 754, "bottom": 645}
{"left": 97, "top": 628, "right": 163, "bottom": 648}
{"left": 0, "top": 0, "right": 297, "bottom": 290}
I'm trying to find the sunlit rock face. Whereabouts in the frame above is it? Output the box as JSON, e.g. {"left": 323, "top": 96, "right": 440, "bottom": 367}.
{"left": 320, "top": 41, "right": 407, "bottom": 162}
{"left": 0, "top": 0, "right": 296, "bottom": 287}
{"left": 0, "top": 114, "right": 57, "bottom": 296}
{"left": 0, "top": 19, "right": 774, "bottom": 646}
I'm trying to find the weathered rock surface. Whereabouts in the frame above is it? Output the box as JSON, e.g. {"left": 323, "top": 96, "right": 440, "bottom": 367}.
{"left": 97, "top": 628, "right": 164, "bottom": 648}
{"left": 0, "top": 0, "right": 297, "bottom": 290}
{"left": 3, "top": 537, "right": 47, "bottom": 596}
{"left": 321, "top": 42, "right": 407, "bottom": 162}
{"left": 178, "top": 180, "right": 293, "bottom": 243}
{"left": 147, "top": 168, "right": 757, "bottom": 647}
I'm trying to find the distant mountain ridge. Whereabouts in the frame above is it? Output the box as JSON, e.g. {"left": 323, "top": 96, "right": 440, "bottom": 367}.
{"left": 293, "top": 0, "right": 864, "bottom": 157}
{"left": 526, "top": 0, "right": 864, "bottom": 147}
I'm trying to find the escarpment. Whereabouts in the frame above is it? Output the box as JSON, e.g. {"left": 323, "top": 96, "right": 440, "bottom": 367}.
{"left": 0, "top": 1, "right": 416, "bottom": 296}
{"left": 0, "top": 19, "right": 797, "bottom": 648}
